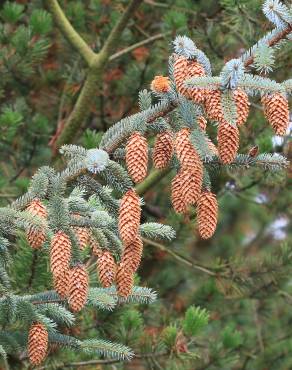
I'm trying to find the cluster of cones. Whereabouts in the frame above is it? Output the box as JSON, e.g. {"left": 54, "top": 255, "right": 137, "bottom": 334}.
{"left": 123, "top": 53, "right": 290, "bottom": 239}
{"left": 25, "top": 197, "right": 144, "bottom": 364}
{"left": 26, "top": 199, "right": 89, "bottom": 314}
{"left": 26, "top": 195, "right": 143, "bottom": 302}
{"left": 125, "top": 125, "right": 218, "bottom": 239}
{"left": 152, "top": 54, "right": 289, "bottom": 164}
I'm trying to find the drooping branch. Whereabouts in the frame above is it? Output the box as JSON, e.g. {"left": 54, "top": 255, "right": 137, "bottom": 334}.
{"left": 142, "top": 238, "right": 216, "bottom": 276}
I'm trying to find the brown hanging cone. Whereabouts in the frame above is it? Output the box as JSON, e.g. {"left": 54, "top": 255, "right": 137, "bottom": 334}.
{"left": 97, "top": 251, "right": 116, "bottom": 288}
{"left": 173, "top": 56, "right": 206, "bottom": 102}
{"left": 116, "top": 262, "right": 134, "bottom": 298}
{"left": 173, "top": 55, "right": 189, "bottom": 97}
{"left": 204, "top": 89, "right": 223, "bottom": 122}
{"left": 187, "top": 60, "right": 206, "bottom": 103}
{"left": 26, "top": 199, "right": 47, "bottom": 218}
{"left": 175, "top": 128, "right": 203, "bottom": 171}
{"left": 73, "top": 226, "right": 90, "bottom": 250}
{"left": 261, "top": 93, "right": 289, "bottom": 135}
{"left": 53, "top": 269, "right": 69, "bottom": 298}
{"left": 197, "top": 191, "right": 218, "bottom": 239}
{"left": 26, "top": 228, "right": 47, "bottom": 250}
{"left": 197, "top": 116, "right": 207, "bottom": 131}
{"left": 28, "top": 322, "right": 48, "bottom": 366}
{"left": 126, "top": 131, "right": 148, "bottom": 183}
{"left": 26, "top": 199, "right": 47, "bottom": 249}
{"left": 171, "top": 172, "right": 187, "bottom": 214}
{"left": 217, "top": 122, "right": 240, "bottom": 164}
{"left": 248, "top": 145, "right": 259, "bottom": 157}
{"left": 50, "top": 231, "right": 71, "bottom": 278}
{"left": 153, "top": 131, "right": 174, "bottom": 169}
{"left": 179, "top": 167, "right": 203, "bottom": 206}
{"left": 121, "top": 235, "right": 143, "bottom": 273}
{"left": 68, "top": 265, "right": 89, "bottom": 312}
{"left": 233, "top": 88, "right": 250, "bottom": 126}
{"left": 89, "top": 235, "right": 102, "bottom": 258}
{"left": 150, "top": 75, "right": 171, "bottom": 93}
{"left": 118, "top": 189, "right": 141, "bottom": 245}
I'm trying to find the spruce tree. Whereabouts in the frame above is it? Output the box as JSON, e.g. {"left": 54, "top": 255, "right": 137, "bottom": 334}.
{"left": 0, "top": 0, "right": 291, "bottom": 369}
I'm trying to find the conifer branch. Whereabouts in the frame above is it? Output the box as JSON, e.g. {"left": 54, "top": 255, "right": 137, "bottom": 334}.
{"left": 136, "top": 168, "right": 171, "bottom": 196}
{"left": 142, "top": 238, "right": 216, "bottom": 276}
{"left": 243, "top": 24, "right": 292, "bottom": 68}
{"left": 109, "top": 32, "right": 171, "bottom": 62}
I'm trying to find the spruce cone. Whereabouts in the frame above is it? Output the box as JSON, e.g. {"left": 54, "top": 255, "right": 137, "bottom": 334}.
{"left": 174, "top": 55, "right": 188, "bottom": 97}
{"left": 171, "top": 172, "right": 186, "bottom": 214}
{"left": 68, "top": 265, "right": 89, "bottom": 312}
{"left": 150, "top": 75, "right": 171, "bottom": 93}
{"left": 153, "top": 131, "right": 174, "bottom": 169}
{"left": 53, "top": 269, "right": 69, "bottom": 298}
{"left": 121, "top": 235, "right": 143, "bottom": 273}
{"left": 205, "top": 89, "right": 222, "bottom": 121}
{"left": 116, "top": 262, "right": 134, "bottom": 298}
{"left": 217, "top": 122, "right": 239, "bottom": 164}
{"left": 175, "top": 128, "right": 203, "bottom": 172}
{"left": 197, "top": 191, "right": 218, "bottom": 239}
{"left": 97, "top": 251, "right": 116, "bottom": 287}
{"left": 28, "top": 322, "right": 48, "bottom": 366}
{"left": 197, "top": 116, "right": 207, "bottom": 131}
{"left": 89, "top": 235, "right": 102, "bottom": 258}
{"left": 118, "top": 189, "right": 141, "bottom": 244}
{"left": 50, "top": 231, "right": 71, "bottom": 278}
{"left": 26, "top": 199, "right": 47, "bottom": 249}
{"left": 179, "top": 168, "right": 202, "bottom": 206}
{"left": 174, "top": 56, "right": 206, "bottom": 102}
{"left": 248, "top": 145, "right": 259, "bottom": 157}
{"left": 73, "top": 226, "right": 90, "bottom": 250}
{"left": 205, "top": 89, "right": 249, "bottom": 126}
{"left": 187, "top": 60, "right": 206, "bottom": 103}
{"left": 233, "top": 88, "right": 250, "bottom": 126}
{"left": 126, "top": 131, "right": 148, "bottom": 183}
{"left": 262, "top": 93, "right": 289, "bottom": 135}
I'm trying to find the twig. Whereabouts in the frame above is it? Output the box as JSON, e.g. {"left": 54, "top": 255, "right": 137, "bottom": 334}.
{"left": 244, "top": 24, "right": 292, "bottom": 68}
{"left": 136, "top": 168, "right": 171, "bottom": 196}
{"left": 55, "top": 350, "right": 168, "bottom": 368}
{"left": 253, "top": 301, "right": 265, "bottom": 353}
{"left": 109, "top": 32, "right": 171, "bottom": 61}
{"left": 27, "top": 250, "right": 38, "bottom": 290}
{"left": 142, "top": 237, "right": 216, "bottom": 276}
{"left": 144, "top": 0, "right": 197, "bottom": 16}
